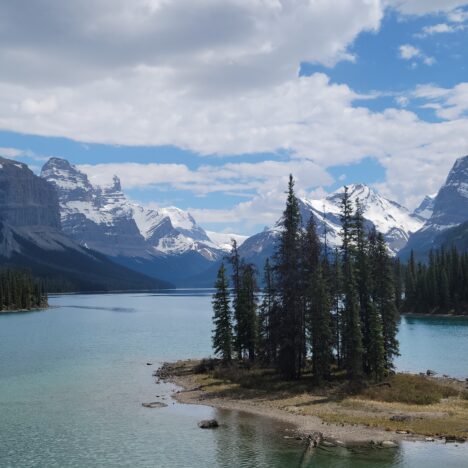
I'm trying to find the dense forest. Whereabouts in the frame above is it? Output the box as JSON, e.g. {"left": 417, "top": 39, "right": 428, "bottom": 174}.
{"left": 0, "top": 270, "right": 48, "bottom": 312}
{"left": 402, "top": 248, "right": 468, "bottom": 315}
{"left": 212, "top": 176, "right": 399, "bottom": 383}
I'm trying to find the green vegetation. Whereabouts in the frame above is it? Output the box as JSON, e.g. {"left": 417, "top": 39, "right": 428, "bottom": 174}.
{"left": 169, "top": 360, "right": 468, "bottom": 440}
{"left": 361, "top": 374, "right": 459, "bottom": 405}
{"left": 403, "top": 247, "right": 468, "bottom": 315}
{"left": 212, "top": 176, "right": 399, "bottom": 384}
{"left": 0, "top": 269, "right": 47, "bottom": 311}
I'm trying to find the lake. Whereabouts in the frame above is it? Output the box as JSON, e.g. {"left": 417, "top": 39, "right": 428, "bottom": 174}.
{"left": 0, "top": 291, "right": 467, "bottom": 467}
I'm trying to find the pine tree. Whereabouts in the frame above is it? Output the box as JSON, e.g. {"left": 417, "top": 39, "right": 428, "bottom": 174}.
{"left": 258, "top": 259, "right": 278, "bottom": 364}
{"left": 274, "top": 175, "right": 303, "bottom": 380}
{"left": 339, "top": 188, "right": 363, "bottom": 380}
{"left": 342, "top": 256, "right": 364, "bottom": 380}
{"left": 238, "top": 263, "right": 258, "bottom": 361}
{"left": 373, "top": 233, "right": 399, "bottom": 371}
{"left": 229, "top": 239, "right": 243, "bottom": 359}
{"left": 309, "top": 264, "right": 333, "bottom": 383}
{"left": 212, "top": 263, "right": 233, "bottom": 363}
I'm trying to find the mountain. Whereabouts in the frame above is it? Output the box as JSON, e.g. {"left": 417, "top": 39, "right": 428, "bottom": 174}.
{"left": 238, "top": 184, "right": 424, "bottom": 271}
{"left": 413, "top": 194, "right": 436, "bottom": 221}
{"left": 41, "top": 158, "right": 225, "bottom": 284}
{"left": 0, "top": 156, "right": 171, "bottom": 291}
{"left": 205, "top": 231, "right": 248, "bottom": 251}
{"left": 400, "top": 155, "right": 468, "bottom": 259}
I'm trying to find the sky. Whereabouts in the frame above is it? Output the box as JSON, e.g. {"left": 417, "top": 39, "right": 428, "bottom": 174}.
{"left": 0, "top": 0, "right": 467, "bottom": 235}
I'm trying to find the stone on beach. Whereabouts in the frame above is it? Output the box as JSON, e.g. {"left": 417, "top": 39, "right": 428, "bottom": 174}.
{"left": 198, "top": 419, "right": 219, "bottom": 429}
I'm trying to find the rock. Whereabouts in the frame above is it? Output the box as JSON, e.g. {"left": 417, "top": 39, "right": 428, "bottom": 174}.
{"left": 425, "top": 437, "right": 435, "bottom": 442}
{"left": 142, "top": 402, "right": 167, "bottom": 409}
{"left": 198, "top": 419, "right": 219, "bottom": 429}
{"left": 381, "top": 440, "right": 398, "bottom": 448}
{"left": 390, "top": 414, "right": 411, "bottom": 422}
{"left": 426, "top": 369, "right": 437, "bottom": 376}
{"left": 321, "top": 440, "right": 335, "bottom": 447}
{"left": 306, "top": 432, "right": 323, "bottom": 448}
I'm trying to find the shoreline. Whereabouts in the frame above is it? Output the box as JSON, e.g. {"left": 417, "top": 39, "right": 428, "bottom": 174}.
{"left": 158, "top": 361, "right": 447, "bottom": 446}
{"left": 402, "top": 312, "right": 468, "bottom": 319}
{"left": 0, "top": 304, "right": 49, "bottom": 314}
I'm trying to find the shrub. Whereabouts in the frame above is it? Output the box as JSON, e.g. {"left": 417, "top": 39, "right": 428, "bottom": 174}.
{"left": 361, "top": 374, "right": 458, "bottom": 405}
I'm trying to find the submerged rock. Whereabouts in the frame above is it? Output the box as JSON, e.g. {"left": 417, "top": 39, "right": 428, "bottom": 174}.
{"left": 198, "top": 419, "right": 219, "bottom": 429}
{"left": 142, "top": 402, "right": 167, "bottom": 409}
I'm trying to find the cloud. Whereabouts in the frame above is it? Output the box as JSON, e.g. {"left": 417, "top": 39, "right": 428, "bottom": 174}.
{"left": 398, "top": 44, "right": 435, "bottom": 65}
{"left": 0, "top": 0, "right": 467, "bottom": 231}
{"left": 399, "top": 44, "right": 421, "bottom": 59}
{"left": 386, "top": 1, "right": 468, "bottom": 15}
{"left": 413, "top": 83, "right": 468, "bottom": 119}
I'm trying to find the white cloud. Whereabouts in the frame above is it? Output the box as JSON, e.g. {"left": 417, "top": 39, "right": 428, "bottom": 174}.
{"left": 398, "top": 44, "right": 435, "bottom": 66}
{"left": 399, "top": 44, "right": 421, "bottom": 59}
{"left": 0, "top": 0, "right": 467, "bottom": 231}
{"left": 448, "top": 8, "right": 468, "bottom": 22}
{"left": 386, "top": 1, "right": 468, "bottom": 15}
{"left": 413, "top": 83, "right": 468, "bottom": 119}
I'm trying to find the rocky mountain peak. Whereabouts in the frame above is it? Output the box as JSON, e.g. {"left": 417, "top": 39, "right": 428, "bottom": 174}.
{"left": 0, "top": 156, "right": 60, "bottom": 228}
{"left": 430, "top": 155, "right": 468, "bottom": 228}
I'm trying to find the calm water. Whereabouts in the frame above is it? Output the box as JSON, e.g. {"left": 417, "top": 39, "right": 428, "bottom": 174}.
{"left": 0, "top": 291, "right": 467, "bottom": 467}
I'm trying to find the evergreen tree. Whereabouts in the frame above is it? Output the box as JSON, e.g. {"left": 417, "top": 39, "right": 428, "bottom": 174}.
{"left": 258, "top": 259, "right": 279, "bottom": 364}
{"left": 229, "top": 239, "right": 243, "bottom": 359}
{"left": 309, "top": 264, "right": 333, "bottom": 383}
{"left": 238, "top": 263, "right": 258, "bottom": 361}
{"left": 373, "top": 233, "right": 399, "bottom": 371}
{"left": 274, "top": 175, "right": 303, "bottom": 379}
{"left": 212, "top": 263, "right": 233, "bottom": 363}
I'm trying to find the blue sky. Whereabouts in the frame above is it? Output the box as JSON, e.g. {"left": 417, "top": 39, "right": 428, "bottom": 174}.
{"left": 1, "top": 1, "right": 467, "bottom": 235}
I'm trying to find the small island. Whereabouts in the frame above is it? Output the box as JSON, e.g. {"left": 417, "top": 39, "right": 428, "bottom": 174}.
{"left": 160, "top": 360, "right": 468, "bottom": 445}
{"left": 156, "top": 177, "right": 468, "bottom": 446}
{"left": 0, "top": 270, "right": 48, "bottom": 313}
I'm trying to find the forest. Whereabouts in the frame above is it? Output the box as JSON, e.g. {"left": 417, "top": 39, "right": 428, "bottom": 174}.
{"left": 0, "top": 270, "right": 48, "bottom": 312}
{"left": 212, "top": 176, "right": 400, "bottom": 383}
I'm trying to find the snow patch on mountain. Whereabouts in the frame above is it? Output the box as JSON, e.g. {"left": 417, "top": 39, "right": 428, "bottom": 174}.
{"left": 206, "top": 231, "right": 249, "bottom": 251}
{"left": 41, "top": 157, "right": 228, "bottom": 259}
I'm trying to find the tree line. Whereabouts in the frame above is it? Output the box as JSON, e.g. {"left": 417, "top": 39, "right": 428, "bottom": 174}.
{"left": 403, "top": 248, "right": 468, "bottom": 314}
{"left": 0, "top": 270, "right": 48, "bottom": 311}
{"left": 212, "top": 176, "right": 399, "bottom": 383}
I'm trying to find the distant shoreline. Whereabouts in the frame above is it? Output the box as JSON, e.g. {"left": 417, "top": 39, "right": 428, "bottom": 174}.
{"left": 402, "top": 312, "right": 468, "bottom": 319}
{"left": 0, "top": 304, "right": 48, "bottom": 314}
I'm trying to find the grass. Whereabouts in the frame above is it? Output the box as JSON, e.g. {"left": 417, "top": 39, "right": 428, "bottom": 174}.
{"left": 360, "top": 374, "right": 460, "bottom": 405}
{"left": 169, "top": 359, "right": 468, "bottom": 440}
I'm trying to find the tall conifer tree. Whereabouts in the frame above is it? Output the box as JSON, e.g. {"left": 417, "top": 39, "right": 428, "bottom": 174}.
{"left": 212, "top": 263, "right": 233, "bottom": 363}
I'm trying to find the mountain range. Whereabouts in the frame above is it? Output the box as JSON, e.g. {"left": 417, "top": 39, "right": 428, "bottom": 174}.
{"left": 0, "top": 157, "right": 171, "bottom": 291}
{"left": 1, "top": 153, "right": 467, "bottom": 290}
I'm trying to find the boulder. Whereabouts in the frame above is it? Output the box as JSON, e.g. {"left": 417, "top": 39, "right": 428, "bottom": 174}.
{"left": 142, "top": 402, "right": 167, "bottom": 409}
{"left": 198, "top": 419, "right": 219, "bottom": 429}
{"left": 381, "top": 440, "right": 398, "bottom": 448}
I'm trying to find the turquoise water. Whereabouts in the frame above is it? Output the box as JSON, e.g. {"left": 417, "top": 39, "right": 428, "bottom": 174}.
{"left": 0, "top": 292, "right": 467, "bottom": 467}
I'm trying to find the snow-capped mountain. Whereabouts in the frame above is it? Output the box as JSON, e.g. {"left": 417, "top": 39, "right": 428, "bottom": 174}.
{"left": 205, "top": 231, "right": 248, "bottom": 251}
{"left": 0, "top": 156, "right": 168, "bottom": 291}
{"left": 239, "top": 183, "right": 424, "bottom": 266}
{"left": 413, "top": 194, "right": 436, "bottom": 221}
{"left": 41, "top": 158, "right": 225, "bottom": 261}
{"left": 400, "top": 155, "right": 468, "bottom": 258}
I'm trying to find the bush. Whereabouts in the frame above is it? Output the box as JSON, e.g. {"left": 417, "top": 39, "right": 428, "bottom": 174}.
{"left": 361, "top": 374, "right": 458, "bottom": 405}
{"left": 195, "top": 358, "right": 216, "bottom": 373}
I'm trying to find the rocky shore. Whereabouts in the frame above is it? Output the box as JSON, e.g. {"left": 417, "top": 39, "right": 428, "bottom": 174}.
{"left": 151, "top": 361, "right": 468, "bottom": 448}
